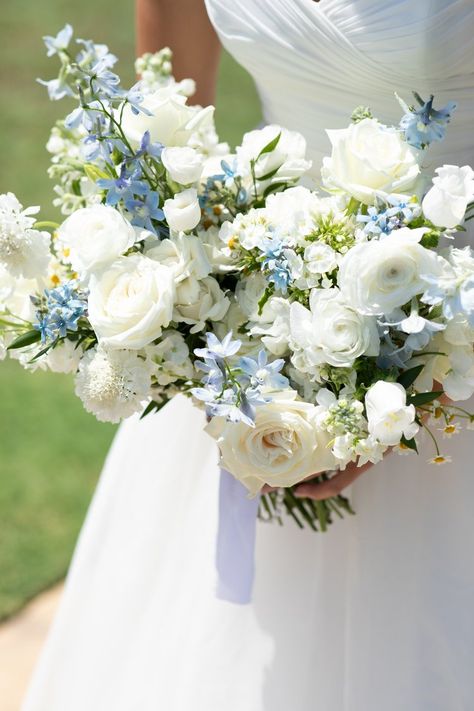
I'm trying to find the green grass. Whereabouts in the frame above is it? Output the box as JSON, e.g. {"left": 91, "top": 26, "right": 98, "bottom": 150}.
{"left": 0, "top": 1, "right": 261, "bottom": 620}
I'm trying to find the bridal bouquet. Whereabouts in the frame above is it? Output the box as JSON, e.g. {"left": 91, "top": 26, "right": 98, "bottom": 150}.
{"left": 2, "top": 27, "right": 474, "bottom": 531}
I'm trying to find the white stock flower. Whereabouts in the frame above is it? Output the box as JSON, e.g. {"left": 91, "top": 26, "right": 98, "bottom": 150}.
{"left": 163, "top": 188, "right": 201, "bottom": 232}
{"left": 365, "top": 381, "right": 419, "bottom": 446}
{"left": 173, "top": 276, "right": 229, "bottom": 333}
{"left": 290, "top": 288, "right": 379, "bottom": 370}
{"left": 249, "top": 297, "right": 291, "bottom": 356}
{"left": 205, "top": 390, "right": 336, "bottom": 495}
{"left": 145, "top": 330, "right": 194, "bottom": 386}
{"left": 121, "top": 87, "right": 214, "bottom": 147}
{"left": 422, "top": 165, "right": 474, "bottom": 229}
{"left": 42, "top": 339, "right": 83, "bottom": 374}
{"left": 304, "top": 242, "right": 338, "bottom": 274}
{"left": 321, "top": 118, "right": 420, "bottom": 204}
{"left": 338, "top": 227, "right": 440, "bottom": 315}
{"left": 57, "top": 205, "right": 136, "bottom": 276}
{"left": 75, "top": 346, "right": 152, "bottom": 423}
{"left": 0, "top": 193, "right": 50, "bottom": 278}
{"left": 236, "top": 125, "right": 311, "bottom": 187}
{"left": 414, "top": 331, "right": 474, "bottom": 402}
{"left": 219, "top": 209, "right": 272, "bottom": 252}
{"left": 161, "top": 146, "right": 204, "bottom": 184}
{"left": 88, "top": 254, "right": 175, "bottom": 349}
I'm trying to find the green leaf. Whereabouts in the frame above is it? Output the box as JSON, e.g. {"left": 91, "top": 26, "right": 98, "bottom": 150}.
{"left": 84, "top": 163, "right": 109, "bottom": 183}
{"left": 140, "top": 399, "right": 168, "bottom": 420}
{"left": 256, "top": 131, "right": 281, "bottom": 160}
{"left": 398, "top": 364, "right": 424, "bottom": 389}
{"left": 257, "top": 285, "right": 274, "bottom": 315}
{"left": 400, "top": 434, "right": 418, "bottom": 453}
{"left": 407, "top": 390, "right": 443, "bottom": 406}
{"left": 255, "top": 165, "right": 282, "bottom": 182}
{"left": 346, "top": 197, "right": 361, "bottom": 216}
{"left": 7, "top": 330, "right": 41, "bottom": 350}
{"left": 263, "top": 181, "right": 288, "bottom": 199}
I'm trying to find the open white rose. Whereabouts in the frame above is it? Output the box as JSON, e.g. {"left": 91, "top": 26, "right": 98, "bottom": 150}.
{"left": 365, "top": 381, "right": 419, "bottom": 446}
{"left": 88, "top": 254, "right": 175, "bottom": 349}
{"left": 321, "top": 118, "right": 420, "bottom": 204}
{"left": 290, "top": 288, "right": 380, "bottom": 370}
{"left": 121, "top": 87, "right": 214, "bottom": 147}
{"left": 205, "top": 390, "right": 336, "bottom": 495}
{"left": 161, "top": 146, "right": 204, "bottom": 185}
{"left": 163, "top": 188, "right": 201, "bottom": 232}
{"left": 338, "top": 227, "right": 441, "bottom": 315}
{"left": 174, "top": 276, "right": 229, "bottom": 333}
{"left": 422, "top": 165, "right": 474, "bottom": 229}
{"left": 57, "top": 205, "right": 136, "bottom": 276}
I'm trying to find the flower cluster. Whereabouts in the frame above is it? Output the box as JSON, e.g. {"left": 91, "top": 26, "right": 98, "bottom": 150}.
{"left": 2, "top": 28, "right": 473, "bottom": 531}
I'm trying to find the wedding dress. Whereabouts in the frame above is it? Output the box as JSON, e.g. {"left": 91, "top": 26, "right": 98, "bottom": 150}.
{"left": 23, "top": 2, "right": 474, "bottom": 710}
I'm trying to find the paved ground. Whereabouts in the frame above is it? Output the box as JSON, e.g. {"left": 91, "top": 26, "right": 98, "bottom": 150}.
{"left": 0, "top": 584, "right": 63, "bottom": 711}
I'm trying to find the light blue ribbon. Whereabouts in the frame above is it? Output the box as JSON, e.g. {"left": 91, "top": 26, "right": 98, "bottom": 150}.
{"left": 216, "top": 468, "right": 260, "bottom": 604}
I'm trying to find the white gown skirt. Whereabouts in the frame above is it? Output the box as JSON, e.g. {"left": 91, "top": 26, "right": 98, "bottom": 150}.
{"left": 23, "top": 394, "right": 474, "bottom": 711}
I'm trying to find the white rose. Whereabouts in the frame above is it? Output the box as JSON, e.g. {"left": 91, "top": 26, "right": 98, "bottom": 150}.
{"left": 146, "top": 231, "right": 210, "bottom": 283}
{"left": 365, "top": 381, "right": 419, "bottom": 446}
{"left": 163, "top": 188, "right": 201, "bottom": 232}
{"left": 321, "top": 118, "right": 420, "bottom": 204}
{"left": 236, "top": 125, "right": 312, "bottom": 188}
{"left": 205, "top": 390, "right": 336, "bottom": 495}
{"left": 161, "top": 146, "right": 204, "bottom": 184}
{"left": 88, "top": 254, "right": 175, "bottom": 349}
{"left": 121, "top": 87, "right": 214, "bottom": 147}
{"left": 338, "top": 227, "right": 440, "bottom": 315}
{"left": 173, "top": 276, "right": 229, "bottom": 333}
{"left": 57, "top": 205, "right": 136, "bottom": 276}
{"left": 290, "top": 287, "right": 380, "bottom": 369}
{"left": 422, "top": 165, "right": 474, "bottom": 229}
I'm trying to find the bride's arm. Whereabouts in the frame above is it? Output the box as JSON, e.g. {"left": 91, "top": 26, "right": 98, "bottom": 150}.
{"left": 136, "top": 0, "right": 221, "bottom": 105}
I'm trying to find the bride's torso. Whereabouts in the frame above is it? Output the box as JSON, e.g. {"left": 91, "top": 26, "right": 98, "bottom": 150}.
{"left": 205, "top": 0, "right": 474, "bottom": 171}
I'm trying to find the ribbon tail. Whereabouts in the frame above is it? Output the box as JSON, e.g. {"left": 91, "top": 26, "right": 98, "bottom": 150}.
{"left": 215, "top": 468, "right": 260, "bottom": 604}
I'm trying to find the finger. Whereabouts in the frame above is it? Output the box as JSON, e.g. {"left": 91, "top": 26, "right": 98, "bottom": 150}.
{"left": 294, "top": 461, "right": 373, "bottom": 500}
{"left": 261, "top": 484, "right": 279, "bottom": 494}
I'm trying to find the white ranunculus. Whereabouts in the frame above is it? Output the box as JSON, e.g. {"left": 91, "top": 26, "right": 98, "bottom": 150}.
{"left": 57, "top": 205, "right": 136, "bottom": 276}
{"left": 173, "top": 276, "right": 229, "bottom": 333}
{"left": 163, "top": 188, "right": 201, "bottom": 232}
{"left": 75, "top": 346, "right": 153, "bottom": 423}
{"left": 161, "top": 146, "right": 204, "bottom": 184}
{"left": 365, "top": 381, "right": 419, "bottom": 446}
{"left": 146, "top": 231, "right": 211, "bottom": 285}
{"left": 338, "top": 227, "right": 440, "bottom": 315}
{"left": 290, "top": 287, "right": 379, "bottom": 369}
{"left": 321, "top": 118, "right": 420, "bottom": 204}
{"left": 88, "top": 254, "right": 175, "bottom": 349}
{"left": 121, "top": 87, "right": 214, "bottom": 147}
{"left": 422, "top": 165, "right": 474, "bottom": 229}
{"left": 236, "top": 125, "right": 312, "bottom": 187}
{"left": 206, "top": 390, "right": 336, "bottom": 495}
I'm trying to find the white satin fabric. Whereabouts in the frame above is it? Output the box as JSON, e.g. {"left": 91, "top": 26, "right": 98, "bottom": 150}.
{"left": 24, "top": 2, "right": 474, "bottom": 710}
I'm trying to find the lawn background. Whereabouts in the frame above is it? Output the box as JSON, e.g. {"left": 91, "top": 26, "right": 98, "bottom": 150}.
{"left": 0, "top": 0, "right": 261, "bottom": 620}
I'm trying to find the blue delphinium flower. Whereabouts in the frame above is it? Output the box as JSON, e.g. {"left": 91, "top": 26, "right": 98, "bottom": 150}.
{"left": 399, "top": 92, "right": 457, "bottom": 150}
{"left": 97, "top": 165, "right": 148, "bottom": 206}
{"left": 125, "top": 190, "right": 164, "bottom": 233}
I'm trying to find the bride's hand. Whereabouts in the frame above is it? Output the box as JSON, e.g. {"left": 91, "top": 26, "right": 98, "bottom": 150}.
{"left": 293, "top": 459, "right": 375, "bottom": 500}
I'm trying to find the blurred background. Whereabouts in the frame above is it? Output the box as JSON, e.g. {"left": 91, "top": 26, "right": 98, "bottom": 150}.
{"left": 0, "top": 0, "right": 261, "bottom": 623}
